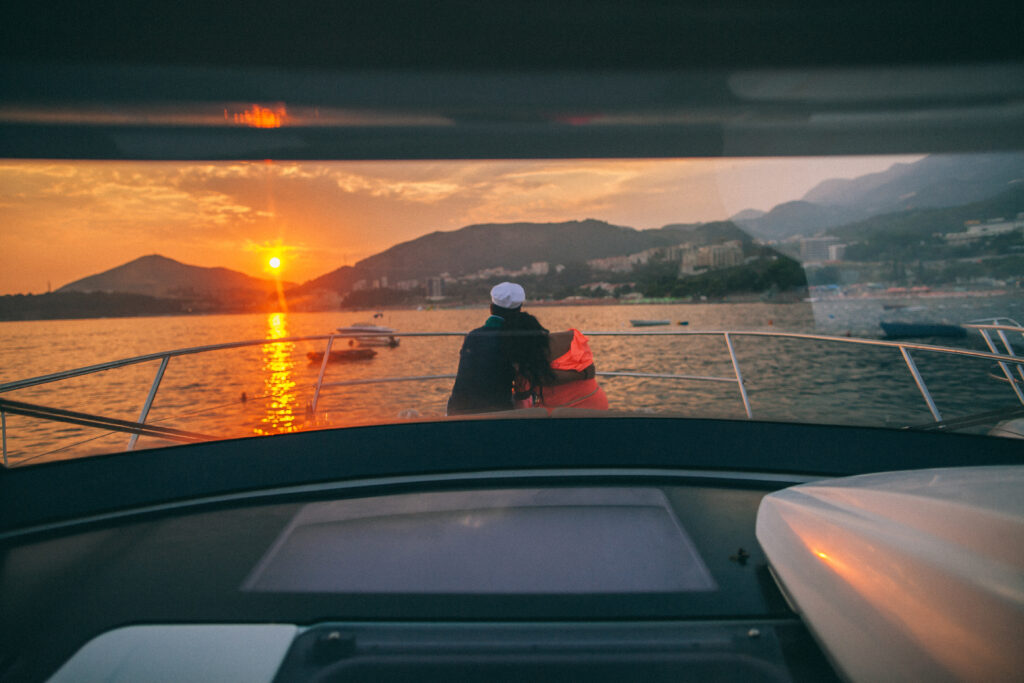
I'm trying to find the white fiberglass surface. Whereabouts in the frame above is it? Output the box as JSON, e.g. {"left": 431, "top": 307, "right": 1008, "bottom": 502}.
{"left": 756, "top": 465, "right": 1024, "bottom": 683}
{"left": 47, "top": 625, "right": 298, "bottom": 683}
{"left": 243, "top": 488, "right": 716, "bottom": 594}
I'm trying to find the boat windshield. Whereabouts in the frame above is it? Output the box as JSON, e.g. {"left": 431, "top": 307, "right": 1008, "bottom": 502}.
{"left": 1, "top": 153, "right": 1023, "bottom": 466}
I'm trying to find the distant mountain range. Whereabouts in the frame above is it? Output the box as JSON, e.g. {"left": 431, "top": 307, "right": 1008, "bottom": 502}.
{"left": 52, "top": 152, "right": 1024, "bottom": 302}
{"left": 733, "top": 152, "right": 1024, "bottom": 240}
{"left": 58, "top": 254, "right": 293, "bottom": 300}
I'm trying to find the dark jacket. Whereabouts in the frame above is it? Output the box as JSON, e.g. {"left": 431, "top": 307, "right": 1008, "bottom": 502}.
{"left": 446, "top": 316, "right": 514, "bottom": 415}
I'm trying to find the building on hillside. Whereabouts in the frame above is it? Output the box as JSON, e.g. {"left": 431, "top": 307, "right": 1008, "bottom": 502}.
{"left": 800, "top": 237, "right": 840, "bottom": 262}
{"left": 587, "top": 255, "right": 634, "bottom": 272}
{"left": 944, "top": 213, "right": 1024, "bottom": 244}
{"left": 705, "top": 241, "right": 744, "bottom": 268}
{"left": 426, "top": 277, "right": 444, "bottom": 299}
{"left": 665, "top": 244, "right": 696, "bottom": 262}
{"left": 678, "top": 241, "right": 744, "bottom": 275}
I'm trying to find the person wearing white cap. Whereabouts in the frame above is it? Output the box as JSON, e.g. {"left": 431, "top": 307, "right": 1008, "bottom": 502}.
{"left": 446, "top": 282, "right": 526, "bottom": 415}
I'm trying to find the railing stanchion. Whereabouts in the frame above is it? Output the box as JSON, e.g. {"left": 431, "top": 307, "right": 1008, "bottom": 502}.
{"left": 128, "top": 355, "right": 170, "bottom": 452}
{"left": 724, "top": 332, "right": 753, "bottom": 419}
{"left": 977, "top": 329, "right": 1024, "bottom": 405}
{"left": 900, "top": 346, "right": 942, "bottom": 422}
{"left": 996, "top": 329, "right": 1024, "bottom": 388}
{"left": 310, "top": 334, "right": 335, "bottom": 415}
{"left": 2, "top": 407, "right": 8, "bottom": 467}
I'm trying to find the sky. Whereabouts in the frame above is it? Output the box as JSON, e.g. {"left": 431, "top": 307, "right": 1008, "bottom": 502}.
{"left": 0, "top": 155, "right": 924, "bottom": 294}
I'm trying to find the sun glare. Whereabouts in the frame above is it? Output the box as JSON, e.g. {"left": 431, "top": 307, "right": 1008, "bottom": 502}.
{"left": 269, "top": 256, "right": 281, "bottom": 269}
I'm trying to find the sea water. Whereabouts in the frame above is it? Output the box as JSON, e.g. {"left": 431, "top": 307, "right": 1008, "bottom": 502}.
{"left": 1, "top": 296, "right": 1021, "bottom": 466}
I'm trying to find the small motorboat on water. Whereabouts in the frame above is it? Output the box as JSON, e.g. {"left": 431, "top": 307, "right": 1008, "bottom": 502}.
{"left": 630, "top": 320, "right": 670, "bottom": 327}
{"left": 307, "top": 348, "right": 377, "bottom": 363}
{"left": 337, "top": 324, "right": 400, "bottom": 347}
{"left": 880, "top": 321, "right": 967, "bottom": 339}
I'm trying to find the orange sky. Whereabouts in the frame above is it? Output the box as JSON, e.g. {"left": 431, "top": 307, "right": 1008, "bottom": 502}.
{"left": 0, "top": 156, "right": 922, "bottom": 294}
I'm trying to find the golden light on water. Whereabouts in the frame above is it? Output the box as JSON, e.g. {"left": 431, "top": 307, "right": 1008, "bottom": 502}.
{"left": 253, "top": 312, "right": 299, "bottom": 436}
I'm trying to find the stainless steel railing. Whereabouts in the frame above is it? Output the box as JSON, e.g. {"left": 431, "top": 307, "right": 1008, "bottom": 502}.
{"left": 2, "top": 326, "right": 1023, "bottom": 466}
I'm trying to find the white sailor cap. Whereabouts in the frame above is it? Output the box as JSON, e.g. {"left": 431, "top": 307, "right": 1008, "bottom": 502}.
{"left": 490, "top": 282, "right": 525, "bottom": 309}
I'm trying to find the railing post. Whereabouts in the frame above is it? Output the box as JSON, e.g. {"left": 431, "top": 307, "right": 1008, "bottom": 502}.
{"left": 2, "top": 407, "right": 7, "bottom": 467}
{"left": 899, "top": 346, "right": 942, "bottom": 422}
{"left": 977, "top": 329, "right": 1024, "bottom": 405}
{"left": 996, "top": 329, "right": 1024, "bottom": 396}
{"left": 127, "top": 355, "right": 169, "bottom": 452}
{"left": 310, "top": 334, "right": 335, "bottom": 415}
{"left": 724, "top": 332, "right": 753, "bottom": 419}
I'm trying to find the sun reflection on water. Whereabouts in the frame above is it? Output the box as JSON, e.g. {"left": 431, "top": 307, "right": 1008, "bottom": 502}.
{"left": 253, "top": 312, "right": 299, "bottom": 436}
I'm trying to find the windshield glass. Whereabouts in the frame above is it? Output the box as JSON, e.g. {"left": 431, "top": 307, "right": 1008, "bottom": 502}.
{"left": 1, "top": 154, "right": 1023, "bottom": 466}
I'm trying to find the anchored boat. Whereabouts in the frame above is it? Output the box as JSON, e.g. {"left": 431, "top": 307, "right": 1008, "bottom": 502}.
{"left": 337, "top": 324, "right": 400, "bottom": 348}
{"left": 306, "top": 348, "right": 377, "bottom": 363}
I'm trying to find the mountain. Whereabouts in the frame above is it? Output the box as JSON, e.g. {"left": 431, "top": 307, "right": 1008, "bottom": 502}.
{"left": 658, "top": 221, "right": 754, "bottom": 246}
{"left": 729, "top": 208, "right": 767, "bottom": 222}
{"left": 803, "top": 153, "right": 1024, "bottom": 212}
{"left": 355, "top": 219, "right": 663, "bottom": 280}
{"left": 731, "top": 201, "right": 864, "bottom": 241}
{"left": 825, "top": 184, "right": 1024, "bottom": 251}
{"left": 58, "top": 254, "right": 293, "bottom": 299}
{"left": 290, "top": 219, "right": 750, "bottom": 295}
{"left": 292, "top": 220, "right": 741, "bottom": 292}
{"left": 736, "top": 153, "right": 1024, "bottom": 240}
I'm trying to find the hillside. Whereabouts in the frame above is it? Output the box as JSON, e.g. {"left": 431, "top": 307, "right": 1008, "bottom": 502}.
{"left": 732, "top": 201, "right": 864, "bottom": 241}
{"left": 292, "top": 219, "right": 749, "bottom": 295}
{"left": 355, "top": 219, "right": 664, "bottom": 280}
{"left": 735, "top": 152, "right": 1024, "bottom": 240}
{"left": 803, "top": 152, "right": 1024, "bottom": 211}
{"left": 826, "top": 184, "right": 1024, "bottom": 259}
{"left": 58, "top": 254, "right": 293, "bottom": 299}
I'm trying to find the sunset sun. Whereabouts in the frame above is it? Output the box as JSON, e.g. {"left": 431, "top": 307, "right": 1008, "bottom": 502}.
{"left": 268, "top": 256, "right": 281, "bottom": 269}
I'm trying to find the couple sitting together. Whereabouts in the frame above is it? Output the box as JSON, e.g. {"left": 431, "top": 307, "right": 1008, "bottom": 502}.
{"left": 447, "top": 282, "right": 609, "bottom": 415}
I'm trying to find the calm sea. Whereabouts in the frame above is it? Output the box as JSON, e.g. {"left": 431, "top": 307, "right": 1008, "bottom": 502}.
{"left": 2, "top": 296, "right": 1022, "bottom": 466}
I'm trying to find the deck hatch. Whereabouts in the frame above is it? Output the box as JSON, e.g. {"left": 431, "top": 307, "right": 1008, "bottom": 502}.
{"left": 242, "top": 487, "right": 716, "bottom": 594}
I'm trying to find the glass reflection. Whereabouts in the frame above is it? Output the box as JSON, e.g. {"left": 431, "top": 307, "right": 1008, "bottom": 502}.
{"left": 254, "top": 312, "right": 298, "bottom": 435}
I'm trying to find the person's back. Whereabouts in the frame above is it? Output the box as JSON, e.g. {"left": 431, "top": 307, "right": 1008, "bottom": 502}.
{"left": 446, "top": 317, "right": 514, "bottom": 415}
{"left": 446, "top": 282, "right": 525, "bottom": 415}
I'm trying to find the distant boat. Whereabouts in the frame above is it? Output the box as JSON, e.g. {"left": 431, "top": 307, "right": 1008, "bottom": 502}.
{"left": 880, "top": 321, "right": 967, "bottom": 339}
{"left": 630, "top": 320, "right": 670, "bottom": 327}
{"left": 337, "top": 324, "right": 400, "bottom": 347}
{"left": 678, "top": 321, "right": 689, "bottom": 326}
{"left": 307, "top": 348, "right": 377, "bottom": 363}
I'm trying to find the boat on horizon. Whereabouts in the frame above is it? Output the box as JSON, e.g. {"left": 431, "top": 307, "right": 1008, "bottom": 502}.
{"left": 630, "top": 319, "right": 670, "bottom": 327}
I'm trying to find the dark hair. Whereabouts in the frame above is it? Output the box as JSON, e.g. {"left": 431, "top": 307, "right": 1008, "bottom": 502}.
{"left": 502, "top": 311, "right": 555, "bottom": 395}
{"left": 490, "top": 302, "right": 521, "bottom": 317}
